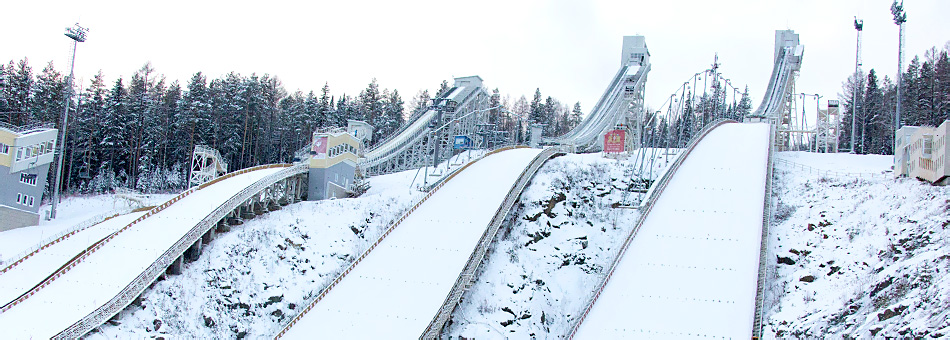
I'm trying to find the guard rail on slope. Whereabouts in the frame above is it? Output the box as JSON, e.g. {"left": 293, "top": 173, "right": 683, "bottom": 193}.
{"left": 421, "top": 146, "right": 566, "bottom": 338}
{"left": 273, "top": 146, "right": 524, "bottom": 339}
{"left": 752, "top": 122, "right": 777, "bottom": 337}
{"left": 55, "top": 163, "right": 307, "bottom": 338}
{"left": 0, "top": 164, "right": 289, "bottom": 315}
{"left": 566, "top": 119, "right": 737, "bottom": 338}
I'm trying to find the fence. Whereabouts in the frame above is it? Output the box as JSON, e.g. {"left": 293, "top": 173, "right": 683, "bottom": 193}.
{"left": 773, "top": 158, "right": 891, "bottom": 180}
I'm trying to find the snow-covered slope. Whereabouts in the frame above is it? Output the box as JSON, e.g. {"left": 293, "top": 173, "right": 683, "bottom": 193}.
{"left": 574, "top": 122, "right": 771, "bottom": 338}
{"left": 765, "top": 152, "right": 950, "bottom": 338}
{"left": 281, "top": 148, "right": 541, "bottom": 338}
{"left": 0, "top": 167, "right": 283, "bottom": 339}
{"left": 87, "top": 168, "right": 424, "bottom": 338}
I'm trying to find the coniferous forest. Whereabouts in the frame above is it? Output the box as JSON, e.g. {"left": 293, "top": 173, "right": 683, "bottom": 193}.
{"left": 838, "top": 44, "right": 950, "bottom": 154}
{"left": 0, "top": 60, "right": 583, "bottom": 197}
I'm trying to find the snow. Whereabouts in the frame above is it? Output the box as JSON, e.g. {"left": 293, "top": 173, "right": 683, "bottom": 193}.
{"left": 86, "top": 167, "right": 425, "bottom": 338}
{"left": 574, "top": 123, "right": 771, "bottom": 338}
{"left": 280, "top": 148, "right": 542, "bottom": 338}
{"left": 444, "top": 152, "right": 658, "bottom": 338}
{"left": 764, "top": 152, "right": 950, "bottom": 337}
{"left": 0, "top": 167, "right": 282, "bottom": 339}
{"left": 0, "top": 194, "right": 173, "bottom": 264}
{"left": 0, "top": 211, "right": 146, "bottom": 307}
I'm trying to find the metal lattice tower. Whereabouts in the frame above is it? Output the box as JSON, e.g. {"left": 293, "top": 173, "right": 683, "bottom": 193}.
{"left": 815, "top": 99, "right": 840, "bottom": 153}
{"left": 189, "top": 145, "right": 228, "bottom": 187}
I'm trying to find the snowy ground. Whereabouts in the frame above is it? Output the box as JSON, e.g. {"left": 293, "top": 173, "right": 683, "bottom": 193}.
{"left": 87, "top": 169, "right": 423, "bottom": 339}
{"left": 765, "top": 152, "right": 950, "bottom": 338}
{"left": 0, "top": 193, "right": 174, "bottom": 265}
{"left": 445, "top": 150, "right": 680, "bottom": 338}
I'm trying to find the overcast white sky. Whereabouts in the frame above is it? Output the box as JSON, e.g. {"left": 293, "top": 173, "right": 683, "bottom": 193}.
{"left": 3, "top": 0, "right": 949, "bottom": 122}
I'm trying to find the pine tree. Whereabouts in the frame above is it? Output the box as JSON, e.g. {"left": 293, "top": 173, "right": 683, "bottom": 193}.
{"left": 31, "top": 61, "right": 65, "bottom": 125}
{"left": 409, "top": 89, "right": 430, "bottom": 119}
{"left": 100, "top": 78, "right": 130, "bottom": 186}
{"left": 6, "top": 58, "right": 34, "bottom": 124}
{"left": 736, "top": 86, "right": 752, "bottom": 119}
{"left": 569, "top": 102, "right": 583, "bottom": 132}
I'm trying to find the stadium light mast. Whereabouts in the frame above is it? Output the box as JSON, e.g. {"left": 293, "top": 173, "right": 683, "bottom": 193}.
{"left": 890, "top": 1, "right": 907, "bottom": 151}
{"left": 850, "top": 17, "right": 863, "bottom": 154}
{"left": 50, "top": 23, "right": 88, "bottom": 220}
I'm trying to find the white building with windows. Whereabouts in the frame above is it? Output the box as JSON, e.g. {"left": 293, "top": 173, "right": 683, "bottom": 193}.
{"left": 0, "top": 122, "right": 58, "bottom": 231}
{"left": 895, "top": 120, "right": 949, "bottom": 185}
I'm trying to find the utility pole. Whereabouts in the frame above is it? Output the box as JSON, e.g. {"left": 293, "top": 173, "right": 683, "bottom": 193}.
{"left": 50, "top": 23, "right": 88, "bottom": 220}
{"left": 891, "top": 1, "right": 907, "bottom": 153}
{"left": 851, "top": 17, "right": 863, "bottom": 154}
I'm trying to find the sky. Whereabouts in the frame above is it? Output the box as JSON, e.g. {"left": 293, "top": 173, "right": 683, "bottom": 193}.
{"left": 2, "top": 0, "right": 949, "bottom": 126}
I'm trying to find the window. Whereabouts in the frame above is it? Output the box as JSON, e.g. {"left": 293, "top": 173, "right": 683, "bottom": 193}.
{"left": 16, "top": 147, "right": 23, "bottom": 161}
{"left": 20, "top": 173, "right": 38, "bottom": 186}
{"left": 15, "top": 193, "right": 33, "bottom": 207}
{"left": 0, "top": 143, "right": 8, "bottom": 154}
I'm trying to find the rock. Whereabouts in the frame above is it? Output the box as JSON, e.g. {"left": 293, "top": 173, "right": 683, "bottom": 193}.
{"left": 153, "top": 319, "right": 162, "bottom": 331}
{"left": 204, "top": 316, "right": 215, "bottom": 328}
{"left": 799, "top": 275, "right": 815, "bottom": 282}
{"left": 777, "top": 256, "right": 796, "bottom": 265}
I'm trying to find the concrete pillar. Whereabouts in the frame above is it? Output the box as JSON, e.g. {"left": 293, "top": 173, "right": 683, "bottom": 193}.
{"left": 241, "top": 203, "right": 256, "bottom": 219}
{"left": 203, "top": 227, "right": 216, "bottom": 243}
{"left": 167, "top": 255, "right": 183, "bottom": 275}
{"left": 186, "top": 238, "right": 203, "bottom": 262}
{"left": 253, "top": 201, "right": 265, "bottom": 215}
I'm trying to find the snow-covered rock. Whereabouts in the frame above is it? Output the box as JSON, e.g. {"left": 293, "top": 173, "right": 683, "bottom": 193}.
{"left": 765, "top": 152, "right": 950, "bottom": 338}
{"left": 445, "top": 153, "right": 650, "bottom": 338}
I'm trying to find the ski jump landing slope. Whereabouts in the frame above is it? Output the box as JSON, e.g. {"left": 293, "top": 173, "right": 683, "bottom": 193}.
{"left": 0, "top": 167, "right": 284, "bottom": 339}
{"left": 574, "top": 123, "right": 771, "bottom": 339}
{"left": 282, "top": 148, "right": 542, "bottom": 339}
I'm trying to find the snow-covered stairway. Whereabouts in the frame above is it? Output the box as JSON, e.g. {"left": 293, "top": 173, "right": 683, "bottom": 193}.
{"left": 572, "top": 123, "right": 772, "bottom": 339}
{"left": 277, "top": 148, "right": 543, "bottom": 339}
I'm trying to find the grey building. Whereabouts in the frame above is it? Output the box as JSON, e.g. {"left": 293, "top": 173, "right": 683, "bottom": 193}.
{"left": 0, "top": 122, "right": 58, "bottom": 231}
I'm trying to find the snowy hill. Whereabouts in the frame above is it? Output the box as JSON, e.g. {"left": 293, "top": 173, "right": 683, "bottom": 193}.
{"left": 765, "top": 152, "right": 950, "bottom": 338}
{"left": 87, "top": 170, "right": 422, "bottom": 338}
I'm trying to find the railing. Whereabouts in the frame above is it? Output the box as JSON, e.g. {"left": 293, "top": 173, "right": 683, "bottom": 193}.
{"left": 773, "top": 158, "right": 891, "bottom": 179}
{"left": 565, "top": 119, "right": 736, "bottom": 338}
{"left": 273, "top": 146, "right": 523, "bottom": 339}
{"left": 55, "top": 163, "right": 306, "bottom": 338}
{"left": 752, "top": 121, "right": 777, "bottom": 337}
{"left": 0, "top": 120, "right": 54, "bottom": 134}
{"left": 422, "top": 146, "right": 564, "bottom": 338}
{"left": 0, "top": 206, "right": 144, "bottom": 274}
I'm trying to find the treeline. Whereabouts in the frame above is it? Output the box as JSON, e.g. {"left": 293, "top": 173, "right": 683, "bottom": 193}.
{"left": 839, "top": 44, "right": 950, "bottom": 154}
{"left": 0, "top": 59, "right": 581, "bottom": 196}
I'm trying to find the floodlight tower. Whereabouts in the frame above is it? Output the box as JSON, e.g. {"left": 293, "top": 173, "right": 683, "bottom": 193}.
{"left": 851, "top": 17, "right": 863, "bottom": 154}
{"left": 50, "top": 23, "right": 88, "bottom": 219}
{"left": 891, "top": 1, "right": 907, "bottom": 148}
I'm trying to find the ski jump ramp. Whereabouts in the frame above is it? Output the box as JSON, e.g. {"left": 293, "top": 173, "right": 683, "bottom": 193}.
{"left": 0, "top": 165, "right": 306, "bottom": 339}
{"left": 279, "top": 148, "right": 542, "bottom": 338}
{"left": 573, "top": 122, "right": 771, "bottom": 338}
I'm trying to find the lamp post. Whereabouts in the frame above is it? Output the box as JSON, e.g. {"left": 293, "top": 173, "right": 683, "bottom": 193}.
{"left": 851, "top": 17, "right": 863, "bottom": 154}
{"left": 50, "top": 23, "right": 88, "bottom": 219}
{"left": 891, "top": 1, "right": 906, "bottom": 152}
